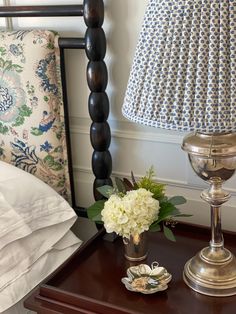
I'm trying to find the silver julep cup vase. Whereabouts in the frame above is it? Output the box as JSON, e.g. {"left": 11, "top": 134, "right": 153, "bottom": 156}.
{"left": 123, "top": 232, "right": 148, "bottom": 262}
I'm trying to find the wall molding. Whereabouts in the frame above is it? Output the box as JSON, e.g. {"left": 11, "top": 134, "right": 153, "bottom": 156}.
{"left": 73, "top": 165, "right": 236, "bottom": 196}
{"left": 70, "top": 116, "right": 185, "bottom": 144}
{"left": 70, "top": 117, "right": 236, "bottom": 198}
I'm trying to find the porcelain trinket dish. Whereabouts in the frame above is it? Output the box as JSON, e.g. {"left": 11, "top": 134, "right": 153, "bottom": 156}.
{"left": 121, "top": 262, "right": 172, "bottom": 294}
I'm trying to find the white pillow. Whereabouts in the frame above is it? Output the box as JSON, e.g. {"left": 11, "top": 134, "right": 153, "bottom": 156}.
{"left": 0, "top": 161, "right": 77, "bottom": 248}
{"left": 0, "top": 218, "right": 76, "bottom": 290}
{"left": 0, "top": 161, "right": 78, "bottom": 300}
{"left": 1, "top": 230, "right": 82, "bottom": 313}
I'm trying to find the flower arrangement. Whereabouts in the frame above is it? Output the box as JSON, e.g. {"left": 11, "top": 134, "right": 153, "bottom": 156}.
{"left": 87, "top": 168, "right": 190, "bottom": 241}
{"left": 102, "top": 188, "right": 159, "bottom": 239}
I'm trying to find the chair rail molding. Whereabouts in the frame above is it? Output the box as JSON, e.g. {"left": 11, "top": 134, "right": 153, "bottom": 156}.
{"left": 70, "top": 116, "right": 236, "bottom": 196}
{"left": 70, "top": 116, "right": 185, "bottom": 144}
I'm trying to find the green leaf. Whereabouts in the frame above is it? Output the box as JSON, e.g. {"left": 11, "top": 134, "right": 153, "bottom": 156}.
{"left": 54, "top": 146, "right": 63, "bottom": 153}
{"left": 0, "top": 123, "right": 8, "bottom": 134}
{"left": 56, "top": 132, "right": 62, "bottom": 140}
{"left": 163, "top": 225, "right": 176, "bottom": 242}
{"left": 57, "top": 180, "right": 66, "bottom": 187}
{"left": 19, "top": 105, "right": 32, "bottom": 117}
{"left": 31, "top": 127, "right": 43, "bottom": 136}
{"left": 137, "top": 169, "right": 166, "bottom": 200}
{"left": 11, "top": 105, "right": 32, "bottom": 127}
{"left": 87, "top": 200, "right": 105, "bottom": 221}
{"left": 12, "top": 115, "right": 24, "bottom": 127}
{"left": 169, "top": 208, "right": 181, "bottom": 216}
{"left": 97, "top": 185, "right": 113, "bottom": 198}
{"left": 91, "top": 213, "right": 102, "bottom": 222}
{"left": 47, "top": 42, "right": 54, "bottom": 50}
{"left": 156, "top": 202, "right": 176, "bottom": 223}
{"left": 0, "top": 57, "right": 5, "bottom": 68}
{"left": 4, "top": 60, "right": 12, "bottom": 71}
{"left": 160, "top": 196, "right": 168, "bottom": 202}
{"left": 44, "top": 155, "right": 54, "bottom": 166}
{"left": 169, "top": 196, "right": 186, "bottom": 205}
{"left": 0, "top": 47, "right": 6, "bottom": 56}
{"left": 115, "top": 177, "right": 126, "bottom": 194}
{"left": 12, "top": 64, "right": 23, "bottom": 73}
{"left": 149, "top": 223, "right": 161, "bottom": 232}
{"left": 50, "top": 162, "right": 63, "bottom": 171}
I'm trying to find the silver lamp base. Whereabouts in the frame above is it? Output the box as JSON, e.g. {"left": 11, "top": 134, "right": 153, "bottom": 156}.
{"left": 183, "top": 247, "right": 236, "bottom": 297}
{"left": 182, "top": 132, "right": 236, "bottom": 297}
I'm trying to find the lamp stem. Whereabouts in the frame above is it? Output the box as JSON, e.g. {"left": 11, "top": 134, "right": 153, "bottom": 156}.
{"left": 201, "top": 178, "right": 230, "bottom": 249}
{"left": 210, "top": 205, "right": 224, "bottom": 248}
{"left": 201, "top": 178, "right": 230, "bottom": 253}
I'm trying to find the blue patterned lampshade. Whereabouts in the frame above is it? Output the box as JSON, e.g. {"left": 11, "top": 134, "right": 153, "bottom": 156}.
{"left": 122, "top": 0, "right": 236, "bottom": 133}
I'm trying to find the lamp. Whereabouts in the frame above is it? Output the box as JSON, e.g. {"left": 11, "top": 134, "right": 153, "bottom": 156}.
{"left": 122, "top": 0, "right": 236, "bottom": 296}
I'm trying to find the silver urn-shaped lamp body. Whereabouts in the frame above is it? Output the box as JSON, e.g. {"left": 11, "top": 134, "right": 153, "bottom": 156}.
{"left": 182, "top": 132, "right": 236, "bottom": 296}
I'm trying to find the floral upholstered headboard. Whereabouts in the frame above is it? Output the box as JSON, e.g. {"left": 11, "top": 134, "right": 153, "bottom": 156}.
{"left": 0, "top": 30, "right": 71, "bottom": 202}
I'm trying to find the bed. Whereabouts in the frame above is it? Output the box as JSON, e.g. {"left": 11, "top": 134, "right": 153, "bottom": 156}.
{"left": 0, "top": 1, "right": 111, "bottom": 313}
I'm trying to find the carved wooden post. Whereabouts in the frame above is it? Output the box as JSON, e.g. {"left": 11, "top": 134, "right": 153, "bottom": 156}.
{"left": 84, "top": 0, "right": 112, "bottom": 200}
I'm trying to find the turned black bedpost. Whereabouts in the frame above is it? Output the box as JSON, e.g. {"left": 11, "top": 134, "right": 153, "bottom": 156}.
{"left": 84, "top": 0, "right": 112, "bottom": 201}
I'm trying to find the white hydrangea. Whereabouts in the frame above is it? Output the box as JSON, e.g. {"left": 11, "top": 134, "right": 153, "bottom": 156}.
{"left": 101, "top": 188, "right": 159, "bottom": 239}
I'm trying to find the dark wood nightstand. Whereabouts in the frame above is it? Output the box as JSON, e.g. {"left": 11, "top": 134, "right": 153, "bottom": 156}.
{"left": 24, "top": 223, "right": 236, "bottom": 314}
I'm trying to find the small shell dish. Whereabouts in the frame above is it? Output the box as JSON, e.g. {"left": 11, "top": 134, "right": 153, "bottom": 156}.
{"left": 121, "top": 262, "right": 172, "bottom": 294}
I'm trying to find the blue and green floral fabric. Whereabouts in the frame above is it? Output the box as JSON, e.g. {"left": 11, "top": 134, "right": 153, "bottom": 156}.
{"left": 0, "top": 30, "right": 71, "bottom": 202}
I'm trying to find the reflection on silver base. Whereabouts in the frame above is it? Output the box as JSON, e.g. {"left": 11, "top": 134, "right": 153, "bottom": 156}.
{"left": 183, "top": 247, "right": 236, "bottom": 296}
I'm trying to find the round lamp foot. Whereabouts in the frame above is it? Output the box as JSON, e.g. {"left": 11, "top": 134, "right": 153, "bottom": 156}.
{"left": 183, "top": 247, "right": 236, "bottom": 297}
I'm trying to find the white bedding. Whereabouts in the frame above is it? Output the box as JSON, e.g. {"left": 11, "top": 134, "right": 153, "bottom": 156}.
{"left": 2, "top": 230, "right": 82, "bottom": 313}
{"left": 0, "top": 161, "right": 82, "bottom": 313}
{"left": 2, "top": 297, "right": 34, "bottom": 314}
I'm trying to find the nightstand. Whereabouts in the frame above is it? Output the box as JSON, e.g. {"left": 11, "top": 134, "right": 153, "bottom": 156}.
{"left": 24, "top": 223, "right": 236, "bottom": 314}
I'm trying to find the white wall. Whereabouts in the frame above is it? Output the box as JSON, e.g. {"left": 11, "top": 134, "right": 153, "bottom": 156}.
{"left": 105, "top": 0, "right": 236, "bottom": 233}
{"left": 2, "top": 0, "right": 236, "bottom": 232}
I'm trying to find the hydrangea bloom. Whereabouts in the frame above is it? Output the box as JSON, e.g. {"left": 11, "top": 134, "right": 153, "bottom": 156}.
{"left": 101, "top": 188, "right": 159, "bottom": 239}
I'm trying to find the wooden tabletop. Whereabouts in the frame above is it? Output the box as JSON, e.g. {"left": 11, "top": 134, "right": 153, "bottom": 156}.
{"left": 25, "top": 224, "right": 236, "bottom": 314}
